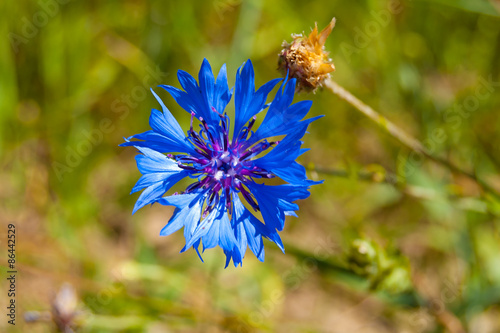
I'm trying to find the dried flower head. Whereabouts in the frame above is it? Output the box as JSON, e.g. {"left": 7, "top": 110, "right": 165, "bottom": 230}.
{"left": 24, "top": 283, "right": 81, "bottom": 333}
{"left": 51, "top": 283, "right": 80, "bottom": 333}
{"left": 278, "top": 17, "right": 336, "bottom": 92}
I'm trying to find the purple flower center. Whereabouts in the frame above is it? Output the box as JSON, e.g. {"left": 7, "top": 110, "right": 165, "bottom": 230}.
{"left": 174, "top": 111, "right": 278, "bottom": 216}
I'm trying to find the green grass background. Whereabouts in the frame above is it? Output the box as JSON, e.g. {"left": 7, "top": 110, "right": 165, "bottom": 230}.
{"left": 1, "top": 0, "right": 500, "bottom": 332}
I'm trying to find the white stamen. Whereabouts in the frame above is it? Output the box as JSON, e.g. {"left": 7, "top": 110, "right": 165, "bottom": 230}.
{"left": 214, "top": 170, "right": 224, "bottom": 181}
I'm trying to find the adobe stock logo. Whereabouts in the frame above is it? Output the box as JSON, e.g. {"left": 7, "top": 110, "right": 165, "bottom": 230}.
{"left": 340, "top": 0, "right": 408, "bottom": 63}
{"left": 9, "top": 0, "right": 74, "bottom": 53}
{"left": 397, "top": 75, "right": 500, "bottom": 180}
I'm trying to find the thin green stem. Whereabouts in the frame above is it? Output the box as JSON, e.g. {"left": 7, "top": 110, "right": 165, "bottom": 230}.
{"left": 313, "top": 166, "right": 399, "bottom": 185}
{"left": 324, "top": 78, "right": 499, "bottom": 198}
{"left": 312, "top": 166, "right": 444, "bottom": 200}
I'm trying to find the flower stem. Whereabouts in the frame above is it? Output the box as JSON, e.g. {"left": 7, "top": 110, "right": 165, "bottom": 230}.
{"left": 312, "top": 166, "right": 444, "bottom": 200}
{"left": 324, "top": 78, "right": 499, "bottom": 198}
{"left": 313, "top": 166, "right": 398, "bottom": 185}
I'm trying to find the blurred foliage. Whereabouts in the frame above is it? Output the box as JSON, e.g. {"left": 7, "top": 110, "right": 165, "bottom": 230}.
{"left": 1, "top": 0, "right": 500, "bottom": 332}
{"left": 346, "top": 238, "right": 412, "bottom": 294}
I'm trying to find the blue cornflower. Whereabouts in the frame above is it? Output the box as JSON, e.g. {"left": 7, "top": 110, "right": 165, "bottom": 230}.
{"left": 121, "top": 59, "right": 322, "bottom": 267}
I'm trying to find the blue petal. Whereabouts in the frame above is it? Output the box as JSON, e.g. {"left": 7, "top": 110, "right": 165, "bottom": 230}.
{"left": 198, "top": 194, "right": 239, "bottom": 255}
{"left": 120, "top": 89, "right": 197, "bottom": 155}
{"left": 231, "top": 195, "right": 263, "bottom": 260}
{"left": 197, "top": 59, "right": 232, "bottom": 127}
{"left": 130, "top": 146, "right": 189, "bottom": 214}
{"left": 233, "top": 60, "right": 281, "bottom": 137}
{"left": 198, "top": 59, "right": 216, "bottom": 120}
{"left": 184, "top": 204, "right": 221, "bottom": 250}
{"left": 161, "top": 69, "right": 211, "bottom": 122}
{"left": 231, "top": 194, "right": 285, "bottom": 260}
{"left": 246, "top": 78, "right": 322, "bottom": 145}
{"left": 252, "top": 124, "right": 322, "bottom": 185}
{"left": 159, "top": 85, "right": 199, "bottom": 117}
{"left": 246, "top": 183, "right": 311, "bottom": 231}
{"left": 131, "top": 172, "right": 177, "bottom": 194}
{"left": 192, "top": 239, "right": 204, "bottom": 262}
{"left": 233, "top": 215, "right": 247, "bottom": 260}
{"left": 270, "top": 164, "right": 323, "bottom": 186}
{"left": 134, "top": 146, "right": 181, "bottom": 173}
{"left": 202, "top": 216, "right": 220, "bottom": 250}
{"left": 253, "top": 124, "right": 308, "bottom": 168}
{"left": 120, "top": 130, "right": 194, "bottom": 154}
{"left": 199, "top": 59, "right": 215, "bottom": 91}
{"left": 133, "top": 182, "right": 164, "bottom": 214}
{"left": 161, "top": 59, "right": 231, "bottom": 129}
{"left": 234, "top": 60, "right": 255, "bottom": 129}
{"left": 131, "top": 170, "right": 188, "bottom": 214}
{"left": 148, "top": 109, "right": 195, "bottom": 154}
{"left": 158, "top": 207, "right": 185, "bottom": 237}
{"left": 224, "top": 248, "right": 243, "bottom": 268}
{"left": 158, "top": 191, "right": 205, "bottom": 245}
{"left": 218, "top": 211, "right": 238, "bottom": 252}
{"left": 149, "top": 89, "right": 185, "bottom": 141}
{"left": 214, "top": 63, "right": 232, "bottom": 116}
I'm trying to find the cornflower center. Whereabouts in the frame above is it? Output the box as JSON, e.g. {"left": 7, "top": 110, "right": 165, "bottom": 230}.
{"left": 173, "top": 110, "right": 277, "bottom": 216}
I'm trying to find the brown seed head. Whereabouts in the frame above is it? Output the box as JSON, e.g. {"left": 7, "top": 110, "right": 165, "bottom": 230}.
{"left": 278, "top": 17, "right": 336, "bottom": 92}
